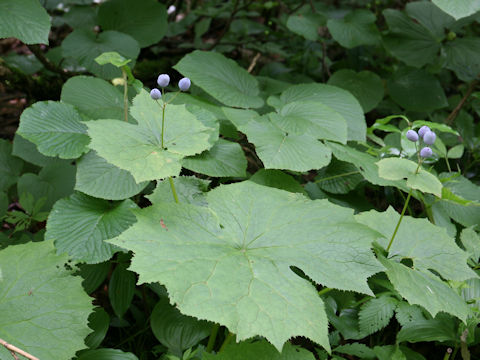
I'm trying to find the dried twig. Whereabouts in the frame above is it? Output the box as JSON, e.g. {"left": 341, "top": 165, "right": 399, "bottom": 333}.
{"left": 26, "top": 44, "right": 78, "bottom": 79}
{"left": 247, "top": 53, "right": 261, "bottom": 73}
{"left": 0, "top": 338, "right": 40, "bottom": 360}
{"left": 446, "top": 79, "right": 478, "bottom": 125}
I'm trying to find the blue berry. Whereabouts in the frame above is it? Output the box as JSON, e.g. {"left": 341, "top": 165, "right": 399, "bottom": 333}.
{"left": 423, "top": 131, "right": 436, "bottom": 145}
{"left": 418, "top": 125, "right": 430, "bottom": 138}
{"left": 157, "top": 74, "right": 170, "bottom": 88}
{"left": 178, "top": 77, "right": 191, "bottom": 91}
{"left": 150, "top": 88, "right": 162, "bottom": 100}
{"left": 420, "top": 147, "right": 433, "bottom": 158}
{"left": 406, "top": 130, "right": 418, "bottom": 142}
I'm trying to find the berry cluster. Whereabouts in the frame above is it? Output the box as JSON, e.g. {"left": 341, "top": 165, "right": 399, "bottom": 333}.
{"left": 406, "top": 125, "right": 436, "bottom": 158}
{"left": 149, "top": 73, "right": 191, "bottom": 100}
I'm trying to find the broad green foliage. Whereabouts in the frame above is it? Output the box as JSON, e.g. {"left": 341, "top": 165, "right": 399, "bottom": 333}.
{"left": 249, "top": 169, "right": 307, "bottom": 194}
{"left": 202, "top": 340, "right": 316, "bottom": 359}
{"left": 109, "top": 264, "right": 136, "bottom": 318}
{"left": 147, "top": 176, "right": 210, "bottom": 206}
{"left": 359, "top": 295, "right": 398, "bottom": 335}
{"left": 17, "top": 101, "right": 90, "bottom": 159}
{"left": 110, "top": 181, "right": 384, "bottom": 351}
{"left": 85, "top": 308, "right": 110, "bottom": 349}
{"left": 62, "top": 29, "right": 140, "bottom": 80}
{"left": 12, "top": 134, "right": 51, "bottom": 167}
{"left": 98, "top": 0, "right": 167, "bottom": 48}
{"left": 76, "top": 348, "right": 139, "bottom": 360}
{"left": 174, "top": 50, "right": 264, "bottom": 109}
{"left": 286, "top": 12, "right": 324, "bottom": 41}
{"left": 46, "top": 192, "right": 137, "bottom": 263}
{"left": 76, "top": 151, "right": 148, "bottom": 200}
{"left": 376, "top": 158, "right": 442, "bottom": 197}
{"left": 0, "top": 0, "right": 50, "bottom": 44}
{"left": 0, "top": 241, "right": 93, "bottom": 359}
{"left": 87, "top": 90, "right": 217, "bottom": 182}
{"left": 327, "top": 10, "right": 381, "bottom": 48}
{"left": 0, "top": 139, "right": 23, "bottom": 192}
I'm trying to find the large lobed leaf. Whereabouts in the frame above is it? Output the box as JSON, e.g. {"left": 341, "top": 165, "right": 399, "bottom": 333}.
{"left": 87, "top": 90, "right": 217, "bottom": 183}
{"left": 0, "top": 240, "right": 93, "bottom": 359}
{"left": 109, "top": 181, "right": 384, "bottom": 351}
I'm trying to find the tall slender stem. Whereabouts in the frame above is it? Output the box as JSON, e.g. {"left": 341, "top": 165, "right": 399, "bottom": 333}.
{"left": 386, "top": 189, "right": 412, "bottom": 252}
{"left": 122, "top": 68, "right": 128, "bottom": 122}
{"left": 161, "top": 103, "right": 166, "bottom": 149}
{"left": 168, "top": 177, "right": 179, "bottom": 203}
{"left": 206, "top": 324, "right": 220, "bottom": 353}
{"left": 218, "top": 332, "right": 234, "bottom": 353}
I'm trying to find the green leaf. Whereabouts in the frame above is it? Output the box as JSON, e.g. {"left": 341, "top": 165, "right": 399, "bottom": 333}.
{"left": 109, "top": 264, "right": 136, "bottom": 318}
{"left": 315, "top": 159, "right": 363, "bottom": 194}
{"left": 147, "top": 176, "right": 210, "bottom": 206}
{"left": 17, "top": 101, "right": 90, "bottom": 159}
{"left": 432, "top": 0, "right": 480, "bottom": 20}
{"left": 359, "top": 295, "right": 398, "bottom": 335}
{"left": 183, "top": 139, "right": 247, "bottom": 177}
{"left": 0, "top": 0, "right": 50, "bottom": 44}
{"left": 0, "top": 240, "right": 93, "bottom": 359}
{"left": 109, "top": 181, "right": 385, "bottom": 351}
{"left": 327, "top": 70, "right": 384, "bottom": 113}
{"left": 98, "top": 0, "right": 167, "bottom": 48}
{"left": 17, "top": 159, "right": 76, "bottom": 212}
{"left": 12, "top": 134, "right": 52, "bottom": 167}
{"left": 204, "top": 341, "right": 315, "bottom": 359}
{"left": 76, "top": 151, "right": 148, "bottom": 200}
{"left": 62, "top": 29, "right": 140, "bottom": 79}
{"left": 286, "top": 13, "right": 324, "bottom": 41}
{"left": 87, "top": 90, "right": 217, "bottom": 183}
{"left": 46, "top": 192, "right": 137, "bottom": 263}
{"left": 79, "top": 262, "right": 111, "bottom": 295}
{"left": 462, "top": 278, "right": 480, "bottom": 310}
{"left": 377, "top": 256, "right": 471, "bottom": 322}
{"left": 334, "top": 343, "right": 376, "bottom": 359}
{"left": 174, "top": 50, "right": 264, "bottom": 109}
{"left": 233, "top": 113, "right": 332, "bottom": 172}
{"left": 405, "top": 2, "right": 455, "bottom": 39}
{"left": 61, "top": 76, "right": 127, "bottom": 121}
{"left": 356, "top": 207, "right": 475, "bottom": 281}
{"left": 444, "top": 37, "right": 480, "bottom": 81}
{"left": 374, "top": 345, "right": 406, "bottom": 360}
{"left": 0, "top": 139, "right": 23, "bottom": 192}
{"left": 327, "top": 142, "right": 407, "bottom": 190}
{"left": 395, "top": 302, "right": 426, "bottom": 326}
{"left": 461, "top": 227, "right": 480, "bottom": 261}
{"left": 382, "top": 9, "right": 440, "bottom": 67}
{"left": 95, "top": 51, "right": 131, "bottom": 67}
{"left": 387, "top": 68, "right": 448, "bottom": 112}
{"left": 376, "top": 158, "right": 442, "bottom": 197}
{"left": 0, "top": 192, "right": 7, "bottom": 219}
{"left": 151, "top": 296, "right": 211, "bottom": 356}
{"left": 250, "top": 169, "right": 306, "bottom": 194}
{"left": 397, "top": 314, "right": 457, "bottom": 343}
{"left": 327, "top": 10, "right": 381, "bottom": 48}
{"left": 447, "top": 144, "right": 464, "bottom": 159}
{"left": 278, "top": 83, "right": 366, "bottom": 142}
{"left": 85, "top": 308, "right": 110, "bottom": 349}
{"left": 77, "top": 348, "right": 138, "bottom": 360}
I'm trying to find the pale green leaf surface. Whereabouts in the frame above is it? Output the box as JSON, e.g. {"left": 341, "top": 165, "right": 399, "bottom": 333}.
{"left": 461, "top": 227, "right": 480, "bottom": 261}
{"left": 334, "top": 343, "right": 375, "bottom": 359}
{"left": 0, "top": 240, "right": 93, "bottom": 360}
{"left": 12, "top": 134, "right": 52, "bottom": 167}
{"left": 327, "top": 70, "right": 384, "bottom": 113}
{"left": 378, "top": 256, "right": 470, "bottom": 321}
{"left": 396, "top": 314, "right": 456, "bottom": 343}
{"left": 356, "top": 207, "right": 475, "bottom": 281}
{"left": 147, "top": 176, "right": 210, "bottom": 206}
{"left": 61, "top": 76, "right": 128, "bottom": 121}
{"left": 395, "top": 302, "right": 425, "bottom": 326}
{"left": 202, "top": 340, "right": 315, "bottom": 359}
{"left": 87, "top": 90, "right": 216, "bottom": 182}
{"left": 236, "top": 115, "right": 332, "bottom": 172}
{"left": 76, "top": 348, "right": 138, "bottom": 360}
{"left": 95, "top": 51, "right": 131, "bottom": 67}
{"left": 278, "top": 84, "right": 366, "bottom": 142}
{"left": 0, "top": 0, "right": 50, "bottom": 44}
{"left": 462, "top": 278, "right": 480, "bottom": 310}
{"left": 250, "top": 169, "right": 306, "bottom": 194}
{"left": 109, "top": 182, "right": 384, "bottom": 351}
{"left": 327, "top": 10, "right": 381, "bottom": 48}
{"left": 376, "top": 158, "right": 442, "bottom": 197}
{"left": 359, "top": 296, "right": 398, "bottom": 335}
{"left": 432, "top": 0, "right": 480, "bottom": 20}
{"left": 183, "top": 138, "right": 247, "bottom": 177}
{"left": 174, "top": 50, "right": 264, "bottom": 108}
{"left": 17, "top": 101, "right": 90, "bottom": 159}
{"left": 76, "top": 151, "right": 148, "bottom": 200}
{"left": 46, "top": 192, "right": 137, "bottom": 263}
{"left": 62, "top": 29, "right": 140, "bottom": 79}
{"left": 0, "top": 139, "right": 23, "bottom": 192}
{"left": 98, "top": 0, "right": 167, "bottom": 47}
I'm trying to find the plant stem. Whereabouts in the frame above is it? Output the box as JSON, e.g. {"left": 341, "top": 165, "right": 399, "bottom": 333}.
{"left": 386, "top": 189, "right": 412, "bottom": 252}
{"left": 318, "top": 287, "right": 332, "bottom": 296}
{"left": 168, "top": 177, "right": 179, "bottom": 203}
{"left": 206, "top": 324, "right": 220, "bottom": 352}
{"left": 218, "top": 332, "right": 234, "bottom": 353}
{"left": 122, "top": 68, "right": 128, "bottom": 122}
{"left": 161, "top": 103, "right": 166, "bottom": 148}
{"left": 0, "top": 338, "right": 39, "bottom": 360}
